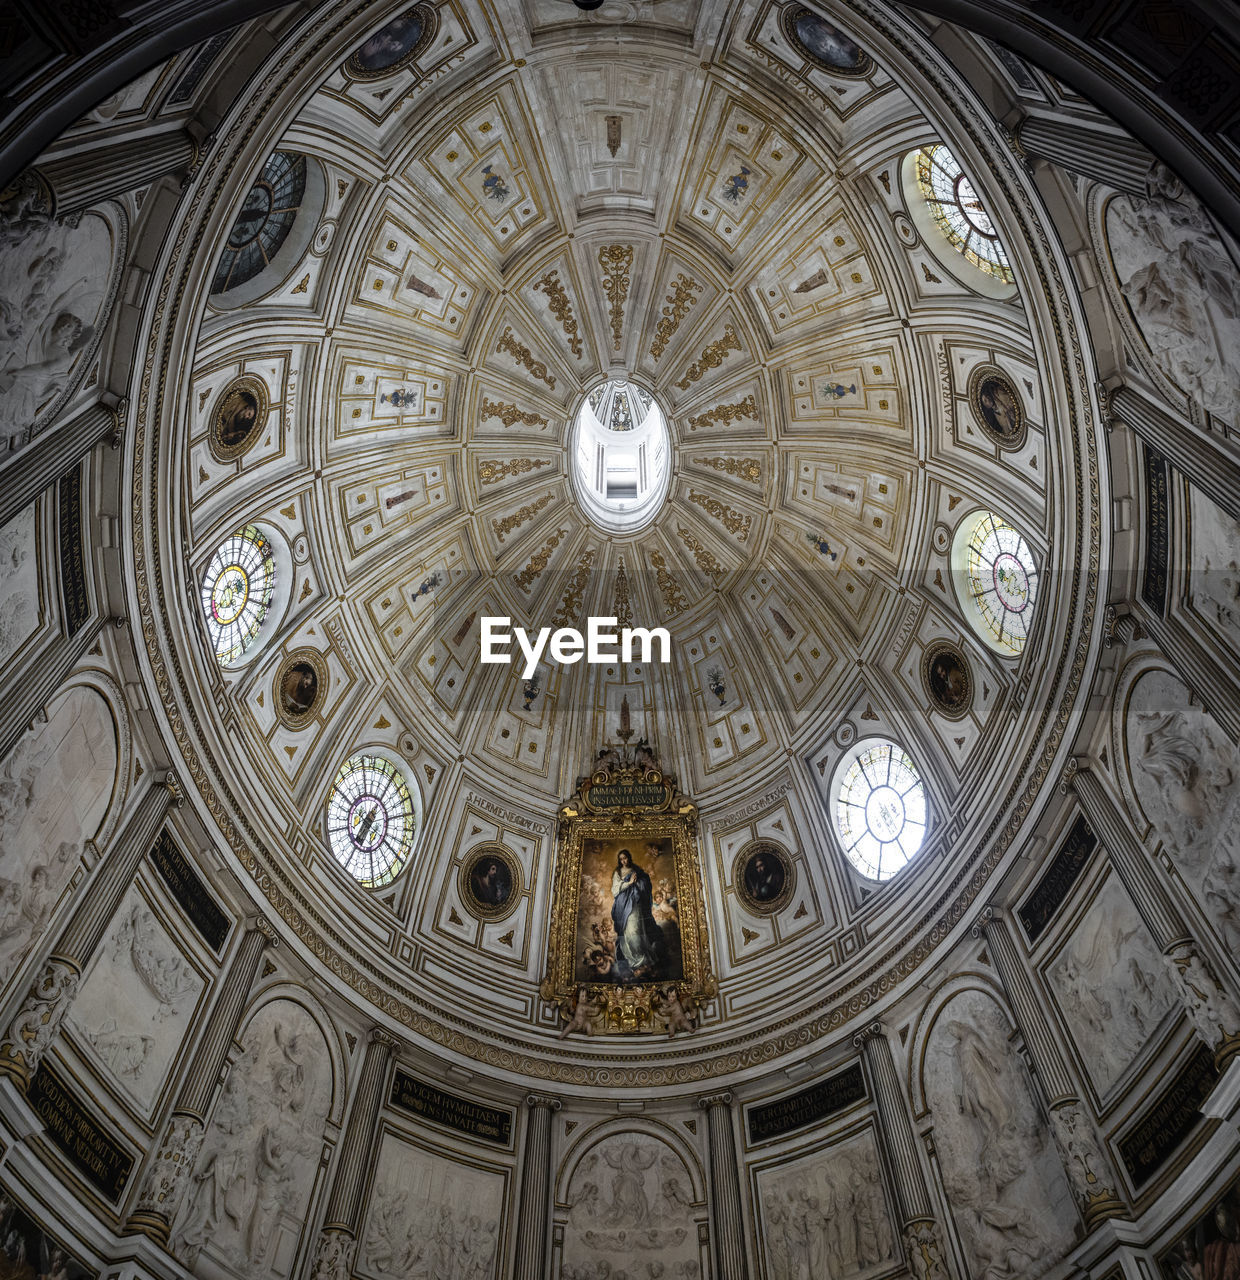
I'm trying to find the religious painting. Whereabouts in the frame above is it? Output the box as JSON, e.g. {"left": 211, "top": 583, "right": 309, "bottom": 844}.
{"left": 459, "top": 843, "right": 521, "bottom": 922}
{"left": 780, "top": 4, "right": 872, "bottom": 77}
{"left": 0, "top": 1187, "right": 96, "bottom": 1278}
{"left": 274, "top": 649, "right": 326, "bottom": 727}
{"left": 1159, "top": 1174, "right": 1240, "bottom": 1279}
{"left": 967, "top": 364, "right": 1026, "bottom": 449}
{"left": 921, "top": 641, "right": 973, "bottom": 719}
{"left": 541, "top": 747, "right": 715, "bottom": 1035}
{"left": 345, "top": 3, "right": 437, "bottom": 80}
{"left": 209, "top": 373, "right": 268, "bottom": 461}
{"left": 733, "top": 839, "right": 794, "bottom": 915}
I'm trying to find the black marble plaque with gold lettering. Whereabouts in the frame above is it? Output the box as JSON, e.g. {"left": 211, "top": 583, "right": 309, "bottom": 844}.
{"left": 28, "top": 1061, "right": 134, "bottom": 1201}
{"left": 1119, "top": 1043, "right": 1217, "bottom": 1186}
{"left": 57, "top": 463, "right": 90, "bottom": 637}
{"left": 1141, "top": 446, "right": 1170, "bottom": 615}
{"left": 746, "top": 1062, "right": 867, "bottom": 1143}
{"left": 389, "top": 1069, "right": 512, "bottom": 1146}
{"left": 1019, "top": 815, "right": 1097, "bottom": 942}
{"left": 150, "top": 828, "right": 231, "bottom": 952}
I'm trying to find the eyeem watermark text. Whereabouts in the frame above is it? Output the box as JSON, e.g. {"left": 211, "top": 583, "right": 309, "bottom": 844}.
{"left": 480, "top": 616, "right": 671, "bottom": 678}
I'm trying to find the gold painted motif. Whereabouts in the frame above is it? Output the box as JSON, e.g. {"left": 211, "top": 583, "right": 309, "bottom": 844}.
{"left": 688, "top": 490, "right": 751, "bottom": 540}
{"left": 692, "top": 456, "right": 761, "bottom": 483}
{"left": 513, "top": 527, "right": 569, "bottom": 590}
{"left": 676, "top": 325, "right": 741, "bottom": 389}
{"left": 687, "top": 394, "right": 757, "bottom": 431}
{"left": 478, "top": 457, "right": 552, "bottom": 484}
{"left": 649, "top": 550, "right": 688, "bottom": 614}
{"left": 677, "top": 525, "right": 724, "bottom": 579}
{"left": 598, "top": 244, "right": 634, "bottom": 351}
{"left": 649, "top": 273, "right": 702, "bottom": 360}
{"left": 533, "top": 269, "right": 583, "bottom": 359}
{"left": 551, "top": 548, "right": 595, "bottom": 627}
{"left": 613, "top": 560, "right": 633, "bottom": 629}
{"left": 496, "top": 327, "right": 556, "bottom": 389}
{"left": 480, "top": 397, "right": 548, "bottom": 428}
{"left": 491, "top": 492, "right": 554, "bottom": 541}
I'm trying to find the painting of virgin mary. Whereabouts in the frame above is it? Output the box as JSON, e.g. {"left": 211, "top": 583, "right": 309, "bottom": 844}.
{"left": 610, "top": 848, "right": 666, "bottom": 981}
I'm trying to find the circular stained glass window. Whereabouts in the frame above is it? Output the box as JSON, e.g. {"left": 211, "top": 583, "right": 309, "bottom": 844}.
{"left": 915, "top": 144, "right": 1014, "bottom": 284}
{"left": 833, "top": 740, "right": 928, "bottom": 881}
{"left": 326, "top": 754, "right": 416, "bottom": 887}
{"left": 201, "top": 525, "right": 276, "bottom": 664}
{"left": 958, "top": 511, "right": 1039, "bottom": 656}
{"left": 211, "top": 152, "right": 307, "bottom": 294}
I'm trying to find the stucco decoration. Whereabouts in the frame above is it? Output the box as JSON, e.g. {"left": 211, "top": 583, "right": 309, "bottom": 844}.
{"left": 0, "top": 507, "right": 38, "bottom": 675}
{"left": 1105, "top": 166, "right": 1240, "bottom": 422}
{"left": 1126, "top": 669, "right": 1240, "bottom": 952}
{"left": 1188, "top": 486, "right": 1240, "bottom": 658}
{"left": 171, "top": 999, "right": 330, "bottom": 1277}
{"left": 923, "top": 990, "right": 1074, "bottom": 1276}
{"left": 1047, "top": 874, "right": 1176, "bottom": 1095}
{"left": 561, "top": 1132, "right": 701, "bottom": 1276}
{"left": 0, "top": 685, "right": 116, "bottom": 987}
{"left": 67, "top": 885, "right": 204, "bottom": 1114}
{"left": 756, "top": 1129, "right": 897, "bottom": 1279}
{"left": 357, "top": 1132, "right": 503, "bottom": 1280}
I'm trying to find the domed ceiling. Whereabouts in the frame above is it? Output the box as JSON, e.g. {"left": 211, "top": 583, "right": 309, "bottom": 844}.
{"left": 129, "top": 0, "right": 1102, "bottom": 1089}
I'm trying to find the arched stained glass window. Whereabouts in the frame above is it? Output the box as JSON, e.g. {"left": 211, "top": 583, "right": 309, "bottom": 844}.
{"left": 326, "top": 754, "right": 416, "bottom": 887}
{"left": 211, "top": 151, "right": 307, "bottom": 294}
{"left": 201, "top": 525, "right": 276, "bottom": 664}
{"left": 833, "top": 740, "right": 928, "bottom": 881}
{"left": 915, "top": 144, "right": 1014, "bottom": 284}
{"left": 961, "top": 512, "right": 1039, "bottom": 655}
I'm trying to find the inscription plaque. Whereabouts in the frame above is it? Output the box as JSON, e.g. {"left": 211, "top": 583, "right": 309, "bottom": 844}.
{"left": 57, "top": 464, "right": 90, "bottom": 637}
{"left": 1019, "top": 815, "right": 1097, "bottom": 942}
{"left": 150, "top": 828, "right": 231, "bottom": 952}
{"left": 389, "top": 1069, "right": 512, "bottom": 1146}
{"left": 1141, "top": 446, "right": 1170, "bottom": 615}
{"left": 747, "top": 1063, "right": 867, "bottom": 1143}
{"left": 1119, "top": 1043, "right": 1217, "bottom": 1186}
{"left": 28, "top": 1061, "right": 134, "bottom": 1201}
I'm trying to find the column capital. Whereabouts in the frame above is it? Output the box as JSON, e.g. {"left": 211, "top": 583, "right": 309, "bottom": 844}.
{"left": 970, "top": 904, "right": 1007, "bottom": 940}
{"left": 697, "top": 1090, "right": 734, "bottom": 1111}
{"left": 1058, "top": 756, "right": 1084, "bottom": 794}
{"left": 525, "top": 1093, "right": 561, "bottom": 1112}
{"left": 163, "top": 771, "right": 185, "bottom": 808}
{"left": 253, "top": 915, "right": 280, "bottom": 948}
{"left": 852, "top": 1021, "right": 886, "bottom": 1049}
{"left": 368, "top": 1027, "right": 400, "bottom": 1051}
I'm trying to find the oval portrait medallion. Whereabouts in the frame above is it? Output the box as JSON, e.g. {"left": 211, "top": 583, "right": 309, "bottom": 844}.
{"left": 274, "top": 649, "right": 327, "bottom": 727}
{"left": 733, "top": 840, "right": 795, "bottom": 915}
{"left": 345, "top": 3, "right": 438, "bottom": 80}
{"left": 781, "top": 5, "right": 873, "bottom": 77}
{"left": 968, "top": 364, "right": 1027, "bottom": 450}
{"left": 460, "top": 844, "right": 522, "bottom": 921}
{"left": 210, "top": 374, "right": 269, "bottom": 461}
{"left": 922, "top": 640, "right": 974, "bottom": 720}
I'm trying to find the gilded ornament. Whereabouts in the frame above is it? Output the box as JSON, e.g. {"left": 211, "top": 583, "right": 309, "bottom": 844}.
{"left": 676, "top": 325, "right": 741, "bottom": 389}
{"left": 692, "top": 455, "right": 761, "bottom": 483}
{"left": 598, "top": 244, "right": 633, "bottom": 350}
{"left": 496, "top": 327, "right": 556, "bottom": 389}
{"left": 478, "top": 457, "right": 551, "bottom": 484}
{"left": 513, "top": 527, "right": 569, "bottom": 590}
{"left": 649, "top": 550, "right": 688, "bottom": 614}
{"left": 491, "top": 492, "right": 555, "bottom": 541}
{"left": 533, "top": 269, "right": 583, "bottom": 358}
{"left": 649, "top": 273, "right": 701, "bottom": 360}
{"left": 480, "top": 397, "right": 548, "bottom": 428}
{"left": 677, "top": 525, "right": 724, "bottom": 579}
{"left": 551, "top": 549, "right": 596, "bottom": 627}
{"left": 688, "top": 489, "right": 751, "bottom": 539}
{"left": 613, "top": 560, "right": 634, "bottom": 629}
{"left": 687, "top": 394, "right": 758, "bottom": 431}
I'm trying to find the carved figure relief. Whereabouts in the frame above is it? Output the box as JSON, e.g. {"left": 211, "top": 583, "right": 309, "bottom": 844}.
{"left": 171, "top": 1000, "right": 330, "bottom": 1277}
{"left": 0, "top": 686, "right": 115, "bottom": 988}
{"left": 757, "top": 1130, "right": 896, "bottom": 1280}
{"left": 1188, "top": 486, "right": 1240, "bottom": 658}
{"left": 0, "top": 508, "right": 38, "bottom": 674}
{"left": 357, "top": 1132, "right": 503, "bottom": 1280}
{"left": 923, "top": 990, "right": 1074, "bottom": 1278}
{"left": 1047, "top": 875, "right": 1176, "bottom": 1094}
{"left": 561, "top": 1132, "right": 701, "bottom": 1277}
{"left": 68, "top": 886, "right": 203, "bottom": 1112}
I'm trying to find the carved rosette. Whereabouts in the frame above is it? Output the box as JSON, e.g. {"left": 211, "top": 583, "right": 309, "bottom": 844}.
{"left": 127, "top": 1113, "right": 207, "bottom": 1244}
{"left": 0, "top": 955, "right": 81, "bottom": 1089}
{"left": 309, "top": 1228, "right": 357, "bottom": 1280}
{"left": 1046, "top": 1101, "right": 1126, "bottom": 1228}
{"left": 1165, "top": 941, "right": 1240, "bottom": 1068}
{"left": 902, "top": 1219, "right": 948, "bottom": 1280}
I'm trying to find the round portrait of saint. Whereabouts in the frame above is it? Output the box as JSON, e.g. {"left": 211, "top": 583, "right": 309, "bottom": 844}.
{"left": 345, "top": 3, "right": 437, "bottom": 80}
{"left": 922, "top": 641, "right": 974, "bottom": 720}
{"left": 274, "top": 649, "right": 327, "bottom": 727}
{"left": 210, "top": 374, "right": 269, "bottom": 462}
{"left": 733, "top": 840, "right": 795, "bottom": 915}
{"left": 459, "top": 844, "right": 522, "bottom": 921}
{"left": 967, "top": 365, "right": 1027, "bottom": 450}
{"left": 781, "top": 4, "right": 873, "bottom": 77}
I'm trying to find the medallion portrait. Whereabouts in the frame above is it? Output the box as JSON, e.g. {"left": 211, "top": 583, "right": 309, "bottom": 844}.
{"left": 734, "top": 840, "right": 794, "bottom": 915}
{"left": 274, "top": 650, "right": 326, "bottom": 727}
{"left": 781, "top": 4, "right": 873, "bottom": 76}
{"left": 922, "top": 641, "right": 973, "bottom": 719}
{"left": 968, "top": 364, "right": 1026, "bottom": 449}
{"left": 460, "top": 844, "right": 521, "bottom": 921}
{"left": 209, "top": 374, "right": 268, "bottom": 461}
{"left": 345, "top": 3, "right": 437, "bottom": 79}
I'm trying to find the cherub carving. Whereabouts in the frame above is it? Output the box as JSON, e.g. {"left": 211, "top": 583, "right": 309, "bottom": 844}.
{"left": 559, "top": 987, "right": 595, "bottom": 1038}
{"left": 659, "top": 985, "right": 696, "bottom": 1037}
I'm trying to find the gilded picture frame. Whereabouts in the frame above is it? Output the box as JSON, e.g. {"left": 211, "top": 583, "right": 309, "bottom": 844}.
{"left": 209, "top": 373, "right": 269, "bottom": 462}
{"left": 459, "top": 842, "right": 523, "bottom": 922}
{"left": 733, "top": 839, "right": 795, "bottom": 915}
{"left": 967, "top": 363, "right": 1027, "bottom": 450}
{"left": 541, "top": 756, "right": 715, "bottom": 1035}
{"left": 273, "top": 647, "right": 328, "bottom": 728}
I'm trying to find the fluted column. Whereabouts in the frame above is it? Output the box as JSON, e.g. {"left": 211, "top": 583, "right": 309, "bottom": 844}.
{"left": 512, "top": 1094, "right": 560, "bottom": 1280}
{"left": 0, "top": 776, "right": 179, "bottom": 1090}
{"left": 124, "top": 917, "right": 278, "bottom": 1244}
{"left": 972, "top": 909, "right": 1127, "bottom": 1228}
{"left": 0, "top": 398, "right": 122, "bottom": 532}
{"left": 853, "top": 1025, "right": 952, "bottom": 1278}
{"left": 699, "top": 1092, "right": 748, "bottom": 1280}
{"left": 308, "top": 1028, "right": 399, "bottom": 1280}
{"left": 1068, "top": 762, "right": 1240, "bottom": 1069}
{"left": 32, "top": 129, "right": 198, "bottom": 217}
{"left": 1017, "top": 116, "right": 1153, "bottom": 196}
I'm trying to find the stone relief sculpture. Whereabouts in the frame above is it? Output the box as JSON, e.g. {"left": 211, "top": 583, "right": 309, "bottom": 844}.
{"left": 923, "top": 990, "right": 1074, "bottom": 1279}
{"left": 1127, "top": 670, "right": 1240, "bottom": 950}
{"left": 357, "top": 1132, "right": 503, "bottom": 1280}
{"left": 171, "top": 1000, "right": 330, "bottom": 1278}
{"left": 0, "top": 685, "right": 115, "bottom": 989}
{"left": 1104, "top": 164, "right": 1240, "bottom": 421}
{"left": 0, "top": 509, "right": 38, "bottom": 672}
{"left": 758, "top": 1131, "right": 896, "bottom": 1280}
{"left": 1188, "top": 487, "right": 1240, "bottom": 657}
{"left": 560, "top": 1133, "right": 701, "bottom": 1277}
{"left": 67, "top": 886, "right": 203, "bottom": 1112}
{"left": 1048, "top": 875, "right": 1176, "bottom": 1093}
